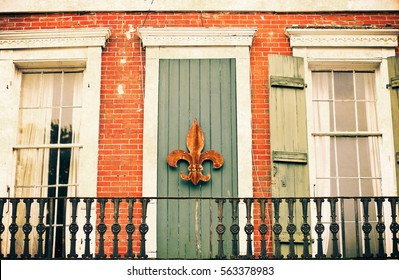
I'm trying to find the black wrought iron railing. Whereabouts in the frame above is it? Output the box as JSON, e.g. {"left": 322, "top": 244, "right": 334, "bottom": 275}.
{"left": 0, "top": 196, "right": 398, "bottom": 259}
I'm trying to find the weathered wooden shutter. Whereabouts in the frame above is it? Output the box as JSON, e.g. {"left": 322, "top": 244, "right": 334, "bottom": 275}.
{"left": 269, "top": 54, "right": 309, "bottom": 249}
{"left": 157, "top": 59, "right": 237, "bottom": 259}
{"left": 388, "top": 56, "right": 399, "bottom": 193}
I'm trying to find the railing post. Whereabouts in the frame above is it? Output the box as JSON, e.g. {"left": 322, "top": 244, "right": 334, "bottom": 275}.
{"left": 314, "top": 198, "right": 326, "bottom": 259}
{"left": 82, "top": 198, "right": 94, "bottom": 259}
{"left": 21, "top": 198, "right": 33, "bottom": 259}
{"left": 286, "top": 198, "right": 297, "bottom": 259}
{"left": 95, "top": 198, "right": 108, "bottom": 259}
{"left": 388, "top": 197, "right": 399, "bottom": 258}
{"left": 328, "top": 198, "right": 341, "bottom": 258}
{"left": 243, "top": 198, "right": 254, "bottom": 259}
{"left": 215, "top": 198, "right": 226, "bottom": 259}
{"left": 272, "top": 198, "right": 283, "bottom": 259}
{"left": 258, "top": 198, "right": 268, "bottom": 259}
{"left": 7, "top": 198, "right": 19, "bottom": 259}
{"left": 229, "top": 198, "right": 240, "bottom": 259}
{"left": 374, "top": 197, "right": 387, "bottom": 258}
{"left": 111, "top": 198, "right": 122, "bottom": 259}
{"left": 361, "top": 198, "right": 373, "bottom": 258}
{"left": 0, "top": 198, "right": 5, "bottom": 258}
{"left": 67, "top": 198, "right": 80, "bottom": 259}
{"left": 138, "top": 198, "right": 150, "bottom": 259}
{"left": 300, "top": 198, "right": 311, "bottom": 259}
{"left": 35, "top": 199, "right": 47, "bottom": 258}
{"left": 125, "top": 198, "right": 136, "bottom": 259}
{"left": 340, "top": 198, "right": 347, "bottom": 258}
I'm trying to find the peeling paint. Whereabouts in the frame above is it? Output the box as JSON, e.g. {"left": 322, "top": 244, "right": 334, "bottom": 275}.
{"left": 125, "top": 24, "right": 136, "bottom": 40}
{"left": 117, "top": 84, "right": 124, "bottom": 95}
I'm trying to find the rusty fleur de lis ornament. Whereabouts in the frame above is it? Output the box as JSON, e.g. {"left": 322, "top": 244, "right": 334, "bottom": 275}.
{"left": 167, "top": 119, "right": 224, "bottom": 185}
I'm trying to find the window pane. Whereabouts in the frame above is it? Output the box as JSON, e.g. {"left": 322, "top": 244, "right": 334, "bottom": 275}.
{"left": 314, "top": 136, "right": 336, "bottom": 177}
{"left": 355, "top": 72, "right": 375, "bottom": 100}
{"left": 18, "top": 108, "right": 53, "bottom": 145}
{"left": 335, "top": 101, "right": 356, "bottom": 131}
{"left": 63, "top": 72, "right": 83, "bottom": 106}
{"left": 358, "top": 137, "right": 380, "bottom": 178}
{"left": 339, "top": 178, "right": 359, "bottom": 196}
{"left": 49, "top": 73, "right": 62, "bottom": 107}
{"left": 336, "top": 137, "right": 358, "bottom": 177}
{"left": 313, "top": 101, "right": 334, "bottom": 132}
{"left": 312, "top": 72, "right": 332, "bottom": 100}
{"left": 334, "top": 72, "right": 354, "bottom": 100}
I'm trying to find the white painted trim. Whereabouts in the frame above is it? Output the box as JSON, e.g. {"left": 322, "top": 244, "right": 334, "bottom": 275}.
{"left": 139, "top": 27, "right": 257, "bottom": 47}
{"left": 139, "top": 27, "right": 255, "bottom": 258}
{"left": 0, "top": 28, "right": 111, "bottom": 49}
{"left": 1, "top": 0, "right": 398, "bottom": 13}
{"left": 288, "top": 28, "right": 398, "bottom": 257}
{"left": 286, "top": 28, "right": 399, "bottom": 48}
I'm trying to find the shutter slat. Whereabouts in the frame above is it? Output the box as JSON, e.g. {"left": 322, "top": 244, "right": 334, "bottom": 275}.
{"left": 270, "top": 75, "right": 305, "bottom": 89}
{"left": 390, "top": 76, "right": 399, "bottom": 89}
{"left": 272, "top": 151, "right": 308, "bottom": 164}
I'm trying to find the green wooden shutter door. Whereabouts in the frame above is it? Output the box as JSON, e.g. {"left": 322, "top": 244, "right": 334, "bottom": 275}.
{"left": 388, "top": 56, "right": 399, "bottom": 193}
{"left": 268, "top": 54, "right": 309, "bottom": 248}
{"left": 157, "top": 59, "right": 237, "bottom": 259}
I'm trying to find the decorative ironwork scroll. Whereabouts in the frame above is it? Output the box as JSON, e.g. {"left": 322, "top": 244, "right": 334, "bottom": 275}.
{"left": 167, "top": 119, "right": 224, "bottom": 185}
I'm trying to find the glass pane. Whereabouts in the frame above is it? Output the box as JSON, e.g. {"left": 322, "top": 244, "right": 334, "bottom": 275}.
{"left": 338, "top": 178, "right": 359, "bottom": 196}
{"left": 355, "top": 72, "right": 375, "bottom": 100}
{"left": 358, "top": 137, "right": 381, "bottom": 178}
{"left": 49, "top": 73, "right": 62, "bottom": 107}
{"left": 314, "top": 136, "right": 336, "bottom": 178}
{"left": 60, "top": 108, "right": 73, "bottom": 144}
{"left": 20, "top": 73, "right": 42, "bottom": 108}
{"left": 63, "top": 72, "right": 83, "bottom": 106}
{"left": 313, "top": 101, "right": 334, "bottom": 132}
{"left": 59, "top": 148, "right": 71, "bottom": 184}
{"left": 360, "top": 179, "right": 381, "bottom": 197}
{"left": 336, "top": 138, "right": 358, "bottom": 177}
{"left": 357, "top": 101, "right": 377, "bottom": 131}
{"left": 312, "top": 72, "right": 332, "bottom": 100}
{"left": 15, "top": 148, "right": 50, "bottom": 188}
{"left": 18, "top": 108, "right": 52, "bottom": 145}
{"left": 334, "top": 72, "right": 354, "bottom": 100}
{"left": 342, "top": 221, "right": 360, "bottom": 257}
{"left": 335, "top": 101, "right": 356, "bottom": 131}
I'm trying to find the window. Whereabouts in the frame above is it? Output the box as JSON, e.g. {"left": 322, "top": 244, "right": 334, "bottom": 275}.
{"left": 312, "top": 71, "right": 381, "bottom": 198}
{"left": 285, "top": 27, "right": 399, "bottom": 256}
{"left": 0, "top": 28, "right": 110, "bottom": 257}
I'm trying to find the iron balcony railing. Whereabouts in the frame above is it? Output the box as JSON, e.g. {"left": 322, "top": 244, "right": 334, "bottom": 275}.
{"left": 0, "top": 196, "right": 398, "bottom": 259}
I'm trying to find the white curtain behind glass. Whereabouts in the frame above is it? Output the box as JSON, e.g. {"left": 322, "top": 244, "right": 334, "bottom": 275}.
{"left": 312, "top": 71, "right": 381, "bottom": 257}
{"left": 13, "top": 72, "right": 82, "bottom": 256}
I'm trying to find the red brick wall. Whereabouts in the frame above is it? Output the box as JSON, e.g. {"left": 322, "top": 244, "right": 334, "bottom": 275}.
{"left": 1, "top": 11, "right": 398, "bottom": 257}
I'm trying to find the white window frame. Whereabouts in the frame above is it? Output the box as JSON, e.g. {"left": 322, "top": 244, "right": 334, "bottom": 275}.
{"left": 0, "top": 28, "right": 110, "bottom": 255}
{"left": 286, "top": 27, "right": 399, "bottom": 255}
{"left": 138, "top": 27, "right": 256, "bottom": 258}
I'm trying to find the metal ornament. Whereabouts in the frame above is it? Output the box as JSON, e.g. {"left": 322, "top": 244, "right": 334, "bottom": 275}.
{"left": 167, "top": 119, "right": 224, "bottom": 185}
